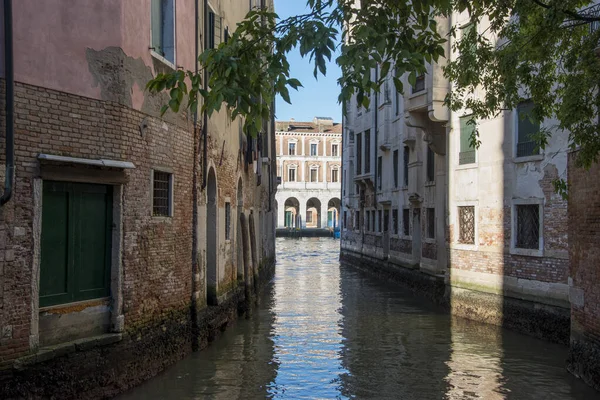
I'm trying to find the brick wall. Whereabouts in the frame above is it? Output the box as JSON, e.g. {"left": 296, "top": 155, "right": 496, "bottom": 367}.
{"left": 0, "top": 81, "right": 194, "bottom": 365}
{"left": 567, "top": 151, "right": 600, "bottom": 389}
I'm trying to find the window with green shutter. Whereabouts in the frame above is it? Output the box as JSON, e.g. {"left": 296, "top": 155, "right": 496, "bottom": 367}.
{"left": 40, "top": 182, "right": 113, "bottom": 308}
{"left": 516, "top": 100, "right": 540, "bottom": 157}
{"left": 459, "top": 116, "right": 476, "bottom": 165}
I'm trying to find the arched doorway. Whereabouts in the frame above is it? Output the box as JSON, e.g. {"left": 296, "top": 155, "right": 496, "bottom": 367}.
{"left": 206, "top": 168, "right": 218, "bottom": 305}
{"left": 236, "top": 179, "right": 244, "bottom": 282}
{"left": 327, "top": 197, "right": 341, "bottom": 228}
{"left": 284, "top": 197, "right": 300, "bottom": 228}
{"left": 306, "top": 197, "right": 322, "bottom": 228}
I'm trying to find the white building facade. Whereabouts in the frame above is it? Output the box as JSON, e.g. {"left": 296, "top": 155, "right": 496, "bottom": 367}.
{"left": 276, "top": 117, "right": 342, "bottom": 229}
{"left": 341, "top": 10, "right": 571, "bottom": 341}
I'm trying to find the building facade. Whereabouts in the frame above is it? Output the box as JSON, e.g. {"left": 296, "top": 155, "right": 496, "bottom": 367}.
{"left": 0, "top": 0, "right": 276, "bottom": 398}
{"left": 341, "top": 10, "right": 570, "bottom": 343}
{"left": 275, "top": 117, "right": 342, "bottom": 230}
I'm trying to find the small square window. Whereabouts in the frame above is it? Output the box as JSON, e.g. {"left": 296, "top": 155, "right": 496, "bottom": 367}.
{"left": 458, "top": 206, "right": 475, "bottom": 244}
{"left": 516, "top": 204, "right": 540, "bottom": 249}
{"left": 225, "top": 202, "right": 231, "bottom": 240}
{"left": 153, "top": 170, "right": 172, "bottom": 217}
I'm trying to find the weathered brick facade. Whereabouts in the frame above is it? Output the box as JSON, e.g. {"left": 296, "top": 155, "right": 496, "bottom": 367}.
{"left": 567, "top": 152, "right": 600, "bottom": 391}
{"left": 0, "top": 0, "right": 277, "bottom": 398}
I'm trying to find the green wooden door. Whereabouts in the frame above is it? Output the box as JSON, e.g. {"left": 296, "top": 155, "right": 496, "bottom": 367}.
{"left": 40, "top": 181, "right": 113, "bottom": 307}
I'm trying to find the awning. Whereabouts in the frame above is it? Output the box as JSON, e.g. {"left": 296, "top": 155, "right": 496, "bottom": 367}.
{"left": 38, "top": 154, "right": 136, "bottom": 169}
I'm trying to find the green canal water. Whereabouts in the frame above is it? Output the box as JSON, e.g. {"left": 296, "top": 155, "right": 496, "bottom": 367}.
{"left": 117, "top": 238, "right": 598, "bottom": 399}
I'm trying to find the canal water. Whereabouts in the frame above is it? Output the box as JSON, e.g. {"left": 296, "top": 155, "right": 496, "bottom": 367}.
{"left": 118, "top": 238, "right": 598, "bottom": 399}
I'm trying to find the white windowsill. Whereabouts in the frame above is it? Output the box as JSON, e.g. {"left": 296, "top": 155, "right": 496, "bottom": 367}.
{"left": 513, "top": 154, "right": 544, "bottom": 163}
{"left": 150, "top": 50, "right": 176, "bottom": 70}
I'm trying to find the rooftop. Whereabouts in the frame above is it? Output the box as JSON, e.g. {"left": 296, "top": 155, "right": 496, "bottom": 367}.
{"left": 276, "top": 117, "right": 342, "bottom": 134}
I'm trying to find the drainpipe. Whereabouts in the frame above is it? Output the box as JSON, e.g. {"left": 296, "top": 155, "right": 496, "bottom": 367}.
{"left": 201, "top": 0, "right": 208, "bottom": 190}
{"left": 191, "top": 0, "right": 200, "bottom": 352}
{"left": 373, "top": 66, "right": 378, "bottom": 206}
{"left": 1, "top": 0, "right": 14, "bottom": 206}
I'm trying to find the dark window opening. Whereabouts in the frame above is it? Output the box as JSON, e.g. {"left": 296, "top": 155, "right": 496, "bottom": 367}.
{"left": 427, "top": 146, "right": 435, "bottom": 182}
{"left": 225, "top": 202, "right": 231, "bottom": 240}
{"left": 403, "top": 146, "right": 409, "bottom": 186}
{"left": 403, "top": 208, "right": 410, "bottom": 236}
{"left": 426, "top": 208, "right": 435, "bottom": 239}
{"left": 153, "top": 170, "right": 172, "bottom": 217}
{"left": 392, "top": 209, "right": 399, "bottom": 235}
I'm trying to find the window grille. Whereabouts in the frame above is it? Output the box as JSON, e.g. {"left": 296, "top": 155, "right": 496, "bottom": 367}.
{"left": 426, "top": 208, "right": 435, "bottom": 239}
{"left": 225, "top": 202, "right": 231, "bottom": 240}
{"left": 153, "top": 170, "right": 171, "bottom": 216}
{"left": 516, "top": 204, "right": 540, "bottom": 249}
{"left": 458, "top": 206, "right": 475, "bottom": 244}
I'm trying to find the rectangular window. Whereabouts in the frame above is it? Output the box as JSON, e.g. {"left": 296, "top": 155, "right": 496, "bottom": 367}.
{"left": 310, "top": 168, "right": 318, "bottom": 182}
{"left": 371, "top": 210, "right": 376, "bottom": 233}
{"left": 343, "top": 211, "right": 347, "bottom": 229}
{"left": 403, "top": 146, "right": 409, "bottom": 186}
{"left": 306, "top": 210, "right": 313, "bottom": 223}
{"left": 40, "top": 182, "right": 113, "bottom": 307}
{"left": 356, "top": 133, "right": 362, "bottom": 174}
{"left": 403, "top": 208, "right": 410, "bottom": 236}
{"left": 378, "top": 210, "right": 383, "bottom": 233}
{"left": 412, "top": 73, "right": 425, "bottom": 93}
{"left": 384, "top": 210, "right": 389, "bottom": 232}
{"left": 288, "top": 142, "right": 296, "bottom": 156}
{"left": 366, "top": 210, "right": 371, "bottom": 231}
{"left": 153, "top": 170, "right": 172, "bottom": 217}
{"left": 517, "top": 100, "right": 539, "bottom": 157}
{"left": 377, "top": 156, "right": 383, "bottom": 190}
{"left": 208, "top": 10, "right": 222, "bottom": 49}
{"left": 458, "top": 206, "right": 475, "bottom": 244}
{"left": 332, "top": 169, "right": 339, "bottom": 183}
{"left": 393, "top": 150, "right": 399, "bottom": 188}
{"left": 427, "top": 146, "right": 435, "bottom": 182}
{"left": 395, "top": 69, "right": 401, "bottom": 116}
{"left": 459, "top": 116, "right": 476, "bottom": 165}
{"left": 225, "top": 202, "right": 231, "bottom": 240}
{"left": 310, "top": 143, "right": 318, "bottom": 156}
{"left": 151, "top": 0, "right": 175, "bottom": 64}
{"left": 516, "top": 204, "right": 540, "bottom": 249}
{"left": 332, "top": 143, "right": 339, "bottom": 157}
{"left": 355, "top": 211, "right": 361, "bottom": 231}
{"left": 288, "top": 168, "right": 296, "bottom": 182}
{"left": 364, "top": 130, "right": 371, "bottom": 174}
{"left": 426, "top": 208, "right": 435, "bottom": 239}
{"left": 392, "top": 209, "right": 399, "bottom": 234}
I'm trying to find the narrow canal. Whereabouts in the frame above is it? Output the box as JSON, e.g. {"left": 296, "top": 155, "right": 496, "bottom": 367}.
{"left": 118, "top": 238, "right": 597, "bottom": 399}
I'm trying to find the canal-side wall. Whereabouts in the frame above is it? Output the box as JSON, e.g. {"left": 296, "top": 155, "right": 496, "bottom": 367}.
{"left": 340, "top": 243, "right": 570, "bottom": 344}
{"left": 567, "top": 151, "right": 600, "bottom": 391}
{"left": 0, "top": 258, "right": 276, "bottom": 400}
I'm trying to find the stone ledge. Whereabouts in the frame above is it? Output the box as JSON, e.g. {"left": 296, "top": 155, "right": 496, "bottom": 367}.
{"left": 13, "top": 333, "right": 123, "bottom": 371}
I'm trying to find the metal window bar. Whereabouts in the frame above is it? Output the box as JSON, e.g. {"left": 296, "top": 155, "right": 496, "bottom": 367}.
{"left": 459, "top": 150, "right": 476, "bottom": 165}
{"left": 458, "top": 206, "right": 475, "bottom": 244}
{"left": 516, "top": 141, "right": 537, "bottom": 158}
{"left": 153, "top": 171, "right": 171, "bottom": 216}
{"left": 516, "top": 205, "right": 540, "bottom": 249}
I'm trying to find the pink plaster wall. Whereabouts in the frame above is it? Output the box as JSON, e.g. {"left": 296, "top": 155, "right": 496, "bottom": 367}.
{"left": 0, "top": 0, "right": 197, "bottom": 109}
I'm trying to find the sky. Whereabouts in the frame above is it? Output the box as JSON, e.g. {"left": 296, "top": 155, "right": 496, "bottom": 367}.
{"left": 273, "top": 0, "right": 342, "bottom": 123}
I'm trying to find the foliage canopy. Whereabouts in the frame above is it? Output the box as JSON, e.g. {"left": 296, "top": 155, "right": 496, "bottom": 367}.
{"left": 147, "top": 0, "right": 600, "bottom": 191}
